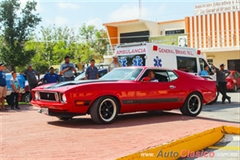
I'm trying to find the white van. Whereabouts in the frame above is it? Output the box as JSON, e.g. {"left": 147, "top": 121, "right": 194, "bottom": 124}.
{"left": 114, "top": 42, "right": 213, "bottom": 76}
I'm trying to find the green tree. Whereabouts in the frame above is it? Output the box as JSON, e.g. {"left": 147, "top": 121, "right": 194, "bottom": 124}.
{"left": 78, "top": 24, "right": 109, "bottom": 63}
{"left": 0, "top": 0, "right": 41, "bottom": 70}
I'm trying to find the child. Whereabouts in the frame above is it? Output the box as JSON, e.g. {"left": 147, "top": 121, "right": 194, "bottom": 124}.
{"left": 10, "top": 71, "right": 20, "bottom": 110}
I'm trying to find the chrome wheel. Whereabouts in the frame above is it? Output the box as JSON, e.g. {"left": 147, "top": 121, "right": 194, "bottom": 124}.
{"left": 99, "top": 98, "right": 117, "bottom": 122}
{"left": 180, "top": 92, "right": 202, "bottom": 117}
{"left": 187, "top": 95, "right": 201, "bottom": 114}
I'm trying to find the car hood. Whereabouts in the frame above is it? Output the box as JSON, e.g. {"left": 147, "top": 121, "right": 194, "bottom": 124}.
{"left": 34, "top": 80, "right": 118, "bottom": 92}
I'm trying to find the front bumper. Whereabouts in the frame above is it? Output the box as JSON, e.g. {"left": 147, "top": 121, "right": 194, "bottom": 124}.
{"left": 31, "top": 100, "right": 90, "bottom": 115}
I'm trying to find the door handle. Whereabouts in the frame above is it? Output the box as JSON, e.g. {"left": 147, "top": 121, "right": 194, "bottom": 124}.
{"left": 169, "top": 85, "right": 176, "bottom": 89}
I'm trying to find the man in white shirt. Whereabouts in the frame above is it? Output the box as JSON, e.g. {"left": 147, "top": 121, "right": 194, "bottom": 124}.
{"left": 108, "top": 54, "right": 122, "bottom": 72}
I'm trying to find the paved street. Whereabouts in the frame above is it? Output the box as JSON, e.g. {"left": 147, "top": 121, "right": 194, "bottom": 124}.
{"left": 0, "top": 92, "right": 239, "bottom": 160}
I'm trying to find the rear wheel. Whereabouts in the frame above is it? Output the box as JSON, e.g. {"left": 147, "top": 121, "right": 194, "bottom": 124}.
{"left": 180, "top": 92, "right": 202, "bottom": 116}
{"left": 90, "top": 96, "right": 119, "bottom": 124}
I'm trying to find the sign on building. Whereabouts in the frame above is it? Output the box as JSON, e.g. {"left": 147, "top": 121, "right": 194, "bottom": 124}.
{"left": 149, "top": 34, "right": 188, "bottom": 47}
{"left": 194, "top": 0, "right": 240, "bottom": 15}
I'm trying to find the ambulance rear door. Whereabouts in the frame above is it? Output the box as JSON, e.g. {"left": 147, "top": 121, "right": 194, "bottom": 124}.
{"left": 115, "top": 44, "right": 147, "bottom": 67}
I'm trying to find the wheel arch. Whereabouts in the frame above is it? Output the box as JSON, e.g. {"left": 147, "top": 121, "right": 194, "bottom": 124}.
{"left": 185, "top": 90, "right": 203, "bottom": 103}
{"left": 87, "top": 94, "right": 121, "bottom": 114}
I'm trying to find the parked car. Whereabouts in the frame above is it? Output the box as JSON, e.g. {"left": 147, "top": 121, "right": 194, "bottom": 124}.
{"left": 226, "top": 70, "right": 240, "bottom": 92}
{"left": 74, "top": 68, "right": 108, "bottom": 81}
{"left": 5, "top": 73, "right": 26, "bottom": 105}
{"left": 31, "top": 67, "right": 216, "bottom": 124}
{"left": 75, "top": 64, "right": 109, "bottom": 81}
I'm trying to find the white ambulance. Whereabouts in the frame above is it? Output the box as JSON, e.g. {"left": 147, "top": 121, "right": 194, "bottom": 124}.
{"left": 114, "top": 42, "right": 213, "bottom": 76}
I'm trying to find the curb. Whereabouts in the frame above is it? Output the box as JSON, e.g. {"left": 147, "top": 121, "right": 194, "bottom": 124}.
{"left": 117, "top": 125, "right": 240, "bottom": 160}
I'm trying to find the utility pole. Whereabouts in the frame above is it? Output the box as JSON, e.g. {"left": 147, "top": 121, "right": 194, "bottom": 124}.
{"left": 139, "top": 0, "right": 142, "bottom": 19}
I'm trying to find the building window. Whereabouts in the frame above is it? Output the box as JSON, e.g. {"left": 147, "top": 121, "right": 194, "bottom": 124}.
{"left": 120, "top": 30, "right": 149, "bottom": 44}
{"left": 207, "top": 59, "right": 213, "bottom": 64}
{"left": 165, "top": 29, "right": 185, "bottom": 35}
{"left": 228, "top": 59, "right": 240, "bottom": 72}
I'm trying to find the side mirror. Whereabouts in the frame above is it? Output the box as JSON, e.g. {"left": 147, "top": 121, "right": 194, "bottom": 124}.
{"left": 142, "top": 77, "right": 150, "bottom": 83}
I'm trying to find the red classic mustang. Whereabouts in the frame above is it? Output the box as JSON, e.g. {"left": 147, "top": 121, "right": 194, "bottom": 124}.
{"left": 31, "top": 67, "right": 216, "bottom": 124}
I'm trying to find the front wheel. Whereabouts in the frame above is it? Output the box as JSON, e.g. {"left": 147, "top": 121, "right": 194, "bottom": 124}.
{"left": 90, "top": 96, "right": 119, "bottom": 124}
{"left": 180, "top": 92, "right": 203, "bottom": 116}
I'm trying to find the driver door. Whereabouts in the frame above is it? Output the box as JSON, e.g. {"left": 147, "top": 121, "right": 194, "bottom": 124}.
{"left": 136, "top": 69, "right": 182, "bottom": 111}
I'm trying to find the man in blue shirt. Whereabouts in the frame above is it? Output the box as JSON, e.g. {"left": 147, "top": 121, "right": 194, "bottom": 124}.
{"left": 85, "top": 59, "right": 99, "bottom": 80}
{"left": 43, "top": 67, "right": 60, "bottom": 84}
{"left": 199, "top": 64, "right": 209, "bottom": 76}
{"left": 60, "top": 56, "right": 76, "bottom": 81}
{"left": 0, "top": 62, "right": 7, "bottom": 110}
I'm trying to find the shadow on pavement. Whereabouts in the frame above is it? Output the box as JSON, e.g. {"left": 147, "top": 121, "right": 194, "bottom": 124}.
{"left": 0, "top": 104, "right": 37, "bottom": 113}
{"left": 203, "top": 102, "right": 240, "bottom": 111}
{"left": 47, "top": 111, "right": 239, "bottom": 129}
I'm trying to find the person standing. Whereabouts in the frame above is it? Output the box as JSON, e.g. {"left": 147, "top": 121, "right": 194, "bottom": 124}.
{"left": 60, "top": 56, "right": 76, "bottom": 81}
{"left": 24, "top": 64, "right": 40, "bottom": 91}
{"left": 23, "top": 64, "right": 40, "bottom": 101}
{"left": 108, "top": 54, "right": 122, "bottom": 72}
{"left": 10, "top": 71, "right": 20, "bottom": 110}
{"left": 212, "top": 63, "right": 231, "bottom": 104}
{"left": 85, "top": 59, "right": 99, "bottom": 80}
{"left": 43, "top": 67, "right": 59, "bottom": 84}
{"left": 0, "top": 63, "right": 7, "bottom": 110}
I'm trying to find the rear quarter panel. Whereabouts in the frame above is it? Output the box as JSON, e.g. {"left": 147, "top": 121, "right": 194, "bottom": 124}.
{"left": 174, "top": 70, "right": 216, "bottom": 104}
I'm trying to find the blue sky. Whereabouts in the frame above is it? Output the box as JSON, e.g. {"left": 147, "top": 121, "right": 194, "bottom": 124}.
{"left": 18, "top": 0, "right": 215, "bottom": 30}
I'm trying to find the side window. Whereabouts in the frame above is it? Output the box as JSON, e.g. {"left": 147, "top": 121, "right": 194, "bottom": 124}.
{"left": 140, "top": 69, "right": 169, "bottom": 82}
{"left": 199, "top": 58, "right": 211, "bottom": 72}
{"left": 177, "top": 56, "right": 197, "bottom": 73}
{"left": 155, "top": 70, "right": 169, "bottom": 82}
{"left": 167, "top": 71, "right": 178, "bottom": 81}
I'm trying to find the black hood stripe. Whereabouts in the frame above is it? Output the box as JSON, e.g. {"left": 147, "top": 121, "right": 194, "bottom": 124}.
{"left": 46, "top": 80, "right": 118, "bottom": 89}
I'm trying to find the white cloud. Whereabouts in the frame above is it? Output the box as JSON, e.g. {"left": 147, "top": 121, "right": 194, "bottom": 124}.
{"left": 57, "top": 2, "right": 80, "bottom": 10}
{"left": 86, "top": 18, "right": 104, "bottom": 29}
{"left": 109, "top": 4, "right": 149, "bottom": 22}
{"left": 54, "top": 16, "right": 67, "bottom": 26}
{"left": 108, "top": 4, "right": 166, "bottom": 22}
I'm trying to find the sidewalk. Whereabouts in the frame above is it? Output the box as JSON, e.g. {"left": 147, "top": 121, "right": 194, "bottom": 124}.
{"left": 183, "top": 134, "right": 239, "bottom": 160}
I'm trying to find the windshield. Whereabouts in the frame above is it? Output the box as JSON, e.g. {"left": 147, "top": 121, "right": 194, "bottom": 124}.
{"left": 75, "top": 72, "right": 85, "bottom": 81}
{"left": 100, "top": 68, "right": 142, "bottom": 80}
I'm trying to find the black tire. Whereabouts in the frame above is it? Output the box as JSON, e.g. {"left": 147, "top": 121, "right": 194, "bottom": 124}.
{"left": 90, "top": 96, "right": 119, "bottom": 124}
{"left": 57, "top": 117, "right": 73, "bottom": 121}
{"left": 180, "top": 92, "right": 203, "bottom": 116}
{"left": 21, "top": 92, "right": 30, "bottom": 103}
